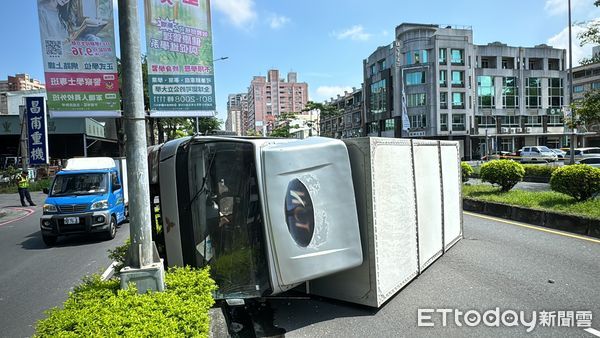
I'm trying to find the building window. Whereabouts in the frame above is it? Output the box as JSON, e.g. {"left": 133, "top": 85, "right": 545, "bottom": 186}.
{"left": 592, "top": 82, "right": 600, "bottom": 90}
{"left": 477, "top": 76, "right": 495, "bottom": 108}
{"left": 526, "top": 78, "right": 541, "bottom": 108}
{"left": 406, "top": 50, "right": 428, "bottom": 65}
{"left": 422, "top": 50, "right": 428, "bottom": 63}
{"left": 476, "top": 116, "right": 496, "bottom": 127}
{"left": 440, "top": 92, "right": 448, "bottom": 109}
{"left": 451, "top": 49, "right": 464, "bottom": 65}
{"left": 451, "top": 71, "right": 464, "bottom": 87}
{"left": 439, "top": 70, "right": 447, "bottom": 87}
{"left": 548, "top": 115, "right": 564, "bottom": 126}
{"left": 378, "top": 59, "right": 387, "bottom": 71}
{"left": 369, "top": 79, "right": 387, "bottom": 119}
{"left": 440, "top": 114, "right": 448, "bottom": 131}
{"left": 573, "top": 85, "right": 584, "bottom": 93}
{"left": 368, "top": 122, "right": 380, "bottom": 134}
{"left": 410, "top": 114, "right": 427, "bottom": 128}
{"left": 407, "top": 93, "right": 427, "bottom": 107}
{"left": 502, "top": 116, "right": 520, "bottom": 127}
{"left": 406, "top": 71, "right": 426, "bottom": 85}
{"left": 370, "top": 64, "right": 376, "bottom": 76}
{"left": 383, "top": 119, "right": 395, "bottom": 131}
{"left": 525, "top": 116, "right": 543, "bottom": 126}
{"left": 452, "top": 114, "right": 466, "bottom": 131}
{"left": 439, "top": 48, "right": 447, "bottom": 64}
{"left": 452, "top": 92, "right": 465, "bottom": 109}
{"left": 502, "top": 77, "right": 519, "bottom": 108}
{"left": 548, "top": 78, "right": 563, "bottom": 107}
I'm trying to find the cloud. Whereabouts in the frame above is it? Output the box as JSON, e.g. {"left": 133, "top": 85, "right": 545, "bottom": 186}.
{"left": 212, "top": 0, "right": 257, "bottom": 28}
{"left": 544, "top": 0, "right": 591, "bottom": 16}
{"left": 332, "top": 25, "right": 371, "bottom": 41}
{"left": 312, "top": 85, "right": 354, "bottom": 102}
{"left": 547, "top": 23, "right": 596, "bottom": 66}
{"left": 268, "top": 14, "right": 290, "bottom": 29}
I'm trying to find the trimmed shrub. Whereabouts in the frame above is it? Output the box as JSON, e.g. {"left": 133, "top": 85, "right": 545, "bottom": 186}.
{"left": 35, "top": 266, "right": 216, "bottom": 337}
{"left": 479, "top": 159, "right": 525, "bottom": 192}
{"left": 550, "top": 164, "right": 600, "bottom": 201}
{"left": 522, "top": 164, "right": 557, "bottom": 178}
{"left": 461, "top": 162, "right": 474, "bottom": 182}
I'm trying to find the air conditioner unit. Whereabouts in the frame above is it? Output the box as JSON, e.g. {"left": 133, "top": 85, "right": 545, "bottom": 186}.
{"left": 525, "top": 127, "right": 533, "bottom": 133}
{"left": 501, "top": 127, "right": 509, "bottom": 133}
{"left": 510, "top": 128, "right": 517, "bottom": 134}
{"left": 516, "top": 128, "right": 523, "bottom": 133}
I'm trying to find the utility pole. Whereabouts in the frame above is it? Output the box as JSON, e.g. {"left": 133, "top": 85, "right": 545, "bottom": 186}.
{"left": 568, "top": 0, "right": 575, "bottom": 165}
{"left": 117, "top": 0, "right": 164, "bottom": 292}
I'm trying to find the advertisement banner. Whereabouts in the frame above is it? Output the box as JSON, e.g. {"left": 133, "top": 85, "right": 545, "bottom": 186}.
{"left": 37, "top": 0, "right": 120, "bottom": 117}
{"left": 25, "top": 97, "right": 49, "bottom": 165}
{"left": 145, "top": 0, "right": 216, "bottom": 117}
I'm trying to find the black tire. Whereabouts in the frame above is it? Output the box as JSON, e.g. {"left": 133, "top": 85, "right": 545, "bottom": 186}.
{"left": 42, "top": 234, "right": 57, "bottom": 247}
{"left": 104, "top": 216, "right": 117, "bottom": 240}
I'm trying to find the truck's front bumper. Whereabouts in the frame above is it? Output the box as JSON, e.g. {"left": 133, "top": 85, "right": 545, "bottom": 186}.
{"left": 40, "top": 211, "right": 110, "bottom": 236}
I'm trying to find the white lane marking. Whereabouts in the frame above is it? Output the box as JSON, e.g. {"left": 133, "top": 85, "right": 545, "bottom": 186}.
{"left": 585, "top": 328, "right": 600, "bottom": 337}
{"left": 0, "top": 207, "right": 35, "bottom": 227}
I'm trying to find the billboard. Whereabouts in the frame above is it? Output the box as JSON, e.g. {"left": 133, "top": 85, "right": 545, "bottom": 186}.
{"left": 145, "top": 0, "right": 216, "bottom": 117}
{"left": 25, "top": 97, "right": 49, "bottom": 165}
{"left": 37, "top": 0, "right": 120, "bottom": 117}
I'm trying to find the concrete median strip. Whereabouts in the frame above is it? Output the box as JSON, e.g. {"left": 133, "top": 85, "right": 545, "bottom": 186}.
{"left": 464, "top": 198, "right": 600, "bottom": 240}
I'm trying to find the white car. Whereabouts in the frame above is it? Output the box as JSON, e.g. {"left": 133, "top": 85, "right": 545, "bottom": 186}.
{"left": 565, "top": 147, "right": 600, "bottom": 162}
{"left": 519, "top": 146, "right": 558, "bottom": 163}
{"left": 576, "top": 157, "right": 600, "bottom": 168}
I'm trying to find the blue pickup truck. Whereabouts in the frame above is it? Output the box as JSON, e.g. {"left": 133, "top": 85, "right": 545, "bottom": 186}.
{"left": 40, "top": 157, "right": 128, "bottom": 246}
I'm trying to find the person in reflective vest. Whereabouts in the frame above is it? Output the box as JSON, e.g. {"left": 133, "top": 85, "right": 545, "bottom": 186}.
{"left": 17, "top": 171, "right": 35, "bottom": 207}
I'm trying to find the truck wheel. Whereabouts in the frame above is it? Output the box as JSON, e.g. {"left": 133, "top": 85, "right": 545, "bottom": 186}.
{"left": 42, "top": 234, "right": 57, "bottom": 247}
{"left": 104, "top": 216, "right": 117, "bottom": 240}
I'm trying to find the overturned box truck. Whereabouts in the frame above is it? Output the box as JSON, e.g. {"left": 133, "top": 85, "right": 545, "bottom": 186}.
{"left": 148, "top": 136, "right": 462, "bottom": 307}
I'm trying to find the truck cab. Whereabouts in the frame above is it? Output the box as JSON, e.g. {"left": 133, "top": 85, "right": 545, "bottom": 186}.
{"left": 40, "top": 157, "right": 128, "bottom": 246}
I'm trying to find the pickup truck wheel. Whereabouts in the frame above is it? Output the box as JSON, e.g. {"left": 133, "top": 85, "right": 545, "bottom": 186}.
{"left": 104, "top": 216, "right": 117, "bottom": 240}
{"left": 42, "top": 234, "right": 57, "bottom": 246}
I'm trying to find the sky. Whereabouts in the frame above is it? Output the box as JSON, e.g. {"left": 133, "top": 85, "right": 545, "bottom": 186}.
{"left": 1, "top": 0, "right": 599, "bottom": 123}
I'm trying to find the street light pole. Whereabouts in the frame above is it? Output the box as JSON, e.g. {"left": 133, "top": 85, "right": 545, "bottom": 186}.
{"left": 568, "top": 0, "right": 576, "bottom": 164}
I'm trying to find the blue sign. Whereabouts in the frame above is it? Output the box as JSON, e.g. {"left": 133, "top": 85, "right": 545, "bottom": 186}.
{"left": 26, "top": 97, "right": 49, "bottom": 165}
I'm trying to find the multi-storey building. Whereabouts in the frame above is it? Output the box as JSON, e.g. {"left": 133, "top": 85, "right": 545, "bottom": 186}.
{"left": 246, "top": 69, "right": 309, "bottom": 134}
{"left": 571, "top": 59, "right": 600, "bottom": 147}
{"left": 225, "top": 93, "right": 247, "bottom": 135}
{"left": 361, "top": 23, "right": 569, "bottom": 159}
{"left": 0, "top": 73, "right": 45, "bottom": 92}
{"left": 319, "top": 87, "right": 363, "bottom": 139}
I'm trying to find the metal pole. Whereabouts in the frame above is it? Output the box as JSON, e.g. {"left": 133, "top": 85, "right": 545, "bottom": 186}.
{"left": 568, "top": 0, "right": 575, "bottom": 164}
{"left": 118, "top": 0, "right": 153, "bottom": 268}
{"left": 196, "top": 116, "right": 200, "bottom": 134}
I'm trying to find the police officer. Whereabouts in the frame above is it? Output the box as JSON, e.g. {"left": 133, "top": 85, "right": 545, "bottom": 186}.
{"left": 17, "top": 171, "right": 35, "bottom": 207}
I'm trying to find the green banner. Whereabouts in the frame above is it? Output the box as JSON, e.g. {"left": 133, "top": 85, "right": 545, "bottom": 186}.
{"left": 145, "top": 0, "right": 216, "bottom": 117}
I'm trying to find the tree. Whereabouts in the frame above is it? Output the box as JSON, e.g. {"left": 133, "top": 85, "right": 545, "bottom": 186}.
{"left": 302, "top": 101, "right": 338, "bottom": 119}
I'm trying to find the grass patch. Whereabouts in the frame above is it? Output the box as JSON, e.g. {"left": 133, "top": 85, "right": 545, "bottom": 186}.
{"left": 463, "top": 184, "right": 600, "bottom": 220}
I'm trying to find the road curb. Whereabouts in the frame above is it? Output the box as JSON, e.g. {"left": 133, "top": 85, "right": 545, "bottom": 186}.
{"left": 463, "top": 198, "right": 600, "bottom": 239}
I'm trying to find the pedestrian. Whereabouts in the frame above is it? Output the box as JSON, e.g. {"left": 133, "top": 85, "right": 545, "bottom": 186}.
{"left": 17, "top": 171, "right": 36, "bottom": 207}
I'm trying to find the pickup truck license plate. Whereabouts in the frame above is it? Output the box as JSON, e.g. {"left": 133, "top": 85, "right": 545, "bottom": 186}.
{"left": 64, "top": 217, "right": 79, "bottom": 225}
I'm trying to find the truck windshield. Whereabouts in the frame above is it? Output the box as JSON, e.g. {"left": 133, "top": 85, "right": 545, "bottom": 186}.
{"left": 50, "top": 173, "right": 108, "bottom": 196}
{"left": 187, "top": 141, "right": 269, "bottom": 299}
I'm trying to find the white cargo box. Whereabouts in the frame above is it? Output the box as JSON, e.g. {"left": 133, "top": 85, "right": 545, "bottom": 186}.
{"left": 64, "top": 157, "right": 116, "bottom": 171}
{"left": 308, "top": 138, "right": 462, "bottom": 307}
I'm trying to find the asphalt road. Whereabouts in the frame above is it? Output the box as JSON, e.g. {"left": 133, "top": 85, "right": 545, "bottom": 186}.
{"left": 264, "top": 213, "right": 600, "bottom": 337}
{"left": 0, "top": 191, "right": 130, "bottom": 338}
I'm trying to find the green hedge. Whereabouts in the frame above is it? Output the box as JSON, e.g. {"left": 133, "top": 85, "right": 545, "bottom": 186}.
{"left": 522, "top": 164, "right": 558, "bottom": 178}
{"left": 0, "top": 178, "right": 52, "bottom": 194}
{"left": 35, "top": 266, "right": 216, "bottom": 337}
{"left": 479, "top": 159, "right": 525, "bottom": 192}
{"left": 550, "top": 164, "right": 600, "bottom": 201}
{"left": 461, "top": 162, "right": 474, "bottom": 182}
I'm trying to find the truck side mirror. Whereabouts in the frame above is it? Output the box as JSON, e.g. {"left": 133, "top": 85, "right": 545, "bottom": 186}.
{"left": 113, "top": 184, "right": 121, "bottom": 191}
{"left": 43, "top": 188, "right": 49, "bottom": 194}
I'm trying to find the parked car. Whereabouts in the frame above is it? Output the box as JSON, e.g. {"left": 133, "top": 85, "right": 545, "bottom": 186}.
{"left": 518, "top": 146, "right": 558, "bottom": 163}
{"left": 550, "top": 148, "right": 566, "bottom": 159}
{"left": 564, "top": 147, "right": 600, "bottom": 162}
{"left": 576, "top": 157, "right": 600, "bottom": 168}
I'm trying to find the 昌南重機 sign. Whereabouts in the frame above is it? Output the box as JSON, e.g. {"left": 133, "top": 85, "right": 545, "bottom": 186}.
{"left": 25, "top": 97, "right": 49, "bottom": 165}
{"left": 145, "top": 0, "right": 216, "bottom": 117}
{"left": 37, "top": 0, "right": 120, "bottom": 117}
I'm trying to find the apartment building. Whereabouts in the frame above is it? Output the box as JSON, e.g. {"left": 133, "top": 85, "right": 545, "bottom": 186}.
{"left": 571, "top": 59, "right": 600, "bottom": 147}
{"left": 0, "top": 73, "right": 45, "bottom": 92}
{"left": 225, "top": 93, "right": 247, "bottom": 135}
{"left": 246, "top": 69, "right": 309, "bottom": 134}
{"left": 319, "top": 87, "right": 364, "bottom": 139}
